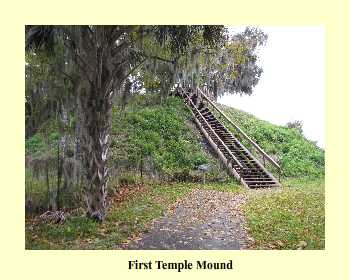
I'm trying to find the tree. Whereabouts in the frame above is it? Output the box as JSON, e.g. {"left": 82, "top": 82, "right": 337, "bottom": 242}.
{"left": 175, "top": 27, "right": 268, "bottom": 99}
{"left": 286, "top": 120, "right": 303, "bottom": 134}
{"left": 26, "top": 42, "right": 76, "bottom": 211}
{"left": 140, "top": 27, "right": 268, "bottom": 101}
{"left": 26, "top": 25, "right": 227, "bottom": 221}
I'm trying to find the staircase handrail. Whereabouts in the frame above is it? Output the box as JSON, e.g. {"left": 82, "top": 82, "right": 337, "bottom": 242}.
{"left": 182, "top": 91, "right": 244, "bottom": 171}
{"left": 197, "top": 87, "right": 281, "bottom": 171}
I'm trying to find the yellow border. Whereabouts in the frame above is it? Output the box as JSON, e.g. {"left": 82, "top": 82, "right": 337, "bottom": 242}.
{"left": 1, "top": 0, "right": 349, "bottom": 279}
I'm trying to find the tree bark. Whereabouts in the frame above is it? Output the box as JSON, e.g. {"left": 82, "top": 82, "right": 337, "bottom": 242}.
{"left": 80, "top": 85, "right": 114, "bottom": 222}
{"left": 140, "top": 155, "right": 143, "bottom": 180}
{"left": 69, "top": 26, "right": 133, "bottom": 221}
{"left": 56, "top": 138, "right": 61, "bottom": 211}
{"left": 56, "top": 103, "right": 69, "bottom": 208}
{"left": 73, "top": 92, "right": 82, "bottom": 186}
{"left": 45, "top": 160, "right": 50, "bottom": 210}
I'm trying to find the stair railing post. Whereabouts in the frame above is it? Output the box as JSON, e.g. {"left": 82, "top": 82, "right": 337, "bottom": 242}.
{"left": 279, "top": 170, "right": 281, "bottom": 183}
{"left": 197, "top": 87, "right": 201, "bottom": 107}
{"left": 278, "top": 165, "right": 282, "bottom": 184}
{"left": 197, "top": 86, "right": 201, "bottom": 107}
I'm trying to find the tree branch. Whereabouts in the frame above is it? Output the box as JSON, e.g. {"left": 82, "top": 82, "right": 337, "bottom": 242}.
{"left": 56, "top": 67, "right": 75, "bottom": 84}
{"left": 133, "top": 50, "right": 174, "bottom": 64}
{"left": 147, "top": 55, "right": 174, "bottom": 64}
{"left": 120, "top": 58, "right": 147, "bottom": 81}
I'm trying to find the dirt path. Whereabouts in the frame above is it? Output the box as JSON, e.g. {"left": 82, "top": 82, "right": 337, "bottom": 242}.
{"left": 120, "top": 189, "right": 252, "bottom": 250}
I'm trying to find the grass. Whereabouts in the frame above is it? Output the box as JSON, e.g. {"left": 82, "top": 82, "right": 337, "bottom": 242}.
{"left": 218, "top": 104, "right": 325, "bottom": 178}
{"left": 110, "top": 94, "right": 220, "bottom": 179}
{"left": 25, "top": 94, "right": 227, "bottom": 215}
{"left": 25, "top": 180, "right": 241, "bottom": 249}
{"left": 26, "top": 175, "right": 325, "bottom": 250}
{"left": 25, "top": 93, "right": 325, "bottom": 250}
{"left": 244, "top": 177, "right": 325, "bottom": 249}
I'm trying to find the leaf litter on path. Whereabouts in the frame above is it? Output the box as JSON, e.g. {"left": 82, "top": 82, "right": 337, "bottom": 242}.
{"left": 120, "top": 188, "right": 253, "bottom": 250}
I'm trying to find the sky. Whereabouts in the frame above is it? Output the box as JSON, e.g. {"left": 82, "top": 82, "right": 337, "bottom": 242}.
{"left": 218, "top": 26, "right": 325, "bottom": 148}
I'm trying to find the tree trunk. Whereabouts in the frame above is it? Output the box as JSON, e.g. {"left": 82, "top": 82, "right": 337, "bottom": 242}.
{"left": 45, "top": 161, "right": 50, "bottom": 210}
{"left": 73, "top": 93, "right": 82, "bottom": 186}
{"left": 70, "top": 26, "right": 133, "bottom": 221}
{"left": 57, "top": 104, "right": 69, "bottom": 209}
{"left": 80, "top": 86, "right": 114, "bottom": 222}
{"left": 140, "top": 155, "right": 143, "bottom": 180}
{"left": 56, "top": 139, "right": 61, "bottom": 211}
{"left": 213, "top": 79, "right": 218, "bottom": 101}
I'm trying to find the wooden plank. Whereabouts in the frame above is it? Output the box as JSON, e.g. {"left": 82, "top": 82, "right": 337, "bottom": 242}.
{"left": 182, "top": 89, "right": 280, "bottom": 189}
{"left": 197, "top": 87, "right": 281, "bottom": 171}
{"left": 183, "top": 92, "right": 244, "bottom": 171}
{"left": 245, "top": 179, "right": 276, "bottom": 182}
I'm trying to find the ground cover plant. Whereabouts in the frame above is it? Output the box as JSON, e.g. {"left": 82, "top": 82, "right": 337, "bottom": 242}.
{"left": 244, "top": 177, "right": 325, "bottom": 249}
{"left": 25, "top": 25, "right": 325, "bottom": 250}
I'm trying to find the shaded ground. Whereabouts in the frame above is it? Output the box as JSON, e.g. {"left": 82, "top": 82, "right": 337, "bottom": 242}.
{"left": 25, "top": 178, "right": 324, "bottom": 250}
{"left": 120, "top": 189, "right": 252, "bottom": 250}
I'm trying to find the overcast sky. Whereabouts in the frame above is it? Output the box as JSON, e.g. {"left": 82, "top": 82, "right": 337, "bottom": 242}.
{"left": 219, "top": 26, "right": 325, "bottom": 148}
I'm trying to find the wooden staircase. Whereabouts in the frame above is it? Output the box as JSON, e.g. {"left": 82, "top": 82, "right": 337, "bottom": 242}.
{"left": 175, "top": 87, "right": 281, "bottom": 189}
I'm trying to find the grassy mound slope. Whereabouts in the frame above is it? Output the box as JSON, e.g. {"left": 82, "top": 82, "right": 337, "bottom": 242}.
{"left": 25, "top": 94, "right": 325, "bottom": 250}
{"left": 109, "top": 94, "right": 222, "bottom": 182}
{"left": 218, "top": 104, "right": 325, "bottom": 177}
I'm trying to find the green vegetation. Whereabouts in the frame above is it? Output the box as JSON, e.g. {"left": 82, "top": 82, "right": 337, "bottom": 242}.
{"left": 25, "top": 180, "right": 241, "bottom": 249}
{"left": 25, "top": 95, "right": 325, "bottom": 250}
{"left": 219, "top": 104, "right": 325, "bottom": 177}
{"left": 26, "top": 26, "right": 232, "bottom": 221}
{"left": 25, "top": 93, "right": 227, "bottom": 215}
{"left": 25, "top": 94, "right": 325, "bottom": 250}
{"left": 217, "top": 107, "right": 325, "bottom": 250}
{"left": 244, "top": 177, "right": 325, "bottom": 249}
{"left": 25, "top": 120, "right": 60, "bottom": 157}
{"left": 25, "top": 25, "right": 325, "bottom": 250}
{"left": 110, "top": 95, "right": 216, "bottom": 179}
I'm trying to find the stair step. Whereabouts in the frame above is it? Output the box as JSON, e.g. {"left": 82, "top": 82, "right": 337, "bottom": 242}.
{"left": 246, "top": 180, "right": 277, "bottom": 184}
{"left": 243, "top": 175, "right": 270, "bottom": 178}
{"left": 243, "top": 174, "right": 269, "bottom": 178}
{"left": 244, "top": 179, "right": 275, "bottom": 182}
{"left": 243, "top": 171, "right": 267, "bottom": 174}
{"left": 248, "top": 185, "right": 279, "bottom": 189}
{"left": 182, "top": 90, "right": 279, "bottom": 189}
{"left": 201, "top": 112, "right": 213, "bottom": 117}
{"left": 247, "top": 181, "right": 278, "bottom": 184}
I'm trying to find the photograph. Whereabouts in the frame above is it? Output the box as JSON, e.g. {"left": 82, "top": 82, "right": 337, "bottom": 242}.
{"left": 24, "top": 25, "right": 325, "bottom": 250}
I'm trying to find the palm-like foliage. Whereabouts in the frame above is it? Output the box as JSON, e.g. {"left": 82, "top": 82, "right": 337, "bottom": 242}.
{"left": 26, "top": 25, "right": 227, "bottom": 221}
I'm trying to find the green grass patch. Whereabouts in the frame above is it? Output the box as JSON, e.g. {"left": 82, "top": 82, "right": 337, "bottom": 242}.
{"left": 25, "top": 180, "right": 241, "bottom": 249}
{"left": 25, "top": 93, "right": 226, "bottom": 215}
{"left": 244, "top": 177, "right": 325, "bottom": 249}
{"left": 25, "top": 93, "right": 325, "bottom": 250}
{"left": 110, "top": 94, "right": 220, "bottom": 179}
{"left": 219, "top": 104, "right": 325, "bottom": 178}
